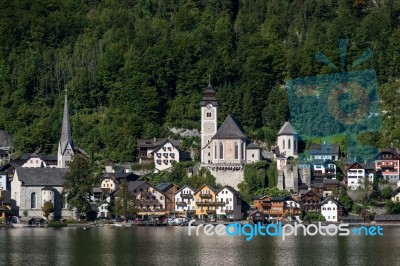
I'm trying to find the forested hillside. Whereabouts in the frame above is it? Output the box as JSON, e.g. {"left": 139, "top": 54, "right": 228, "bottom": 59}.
{"left": 0, "top": 0, "right": 399, "bottom": 161}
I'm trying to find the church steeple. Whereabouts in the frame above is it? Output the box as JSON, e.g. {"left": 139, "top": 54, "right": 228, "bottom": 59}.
{"left": 57, "top": 91, "right": 74, "bottom": 168}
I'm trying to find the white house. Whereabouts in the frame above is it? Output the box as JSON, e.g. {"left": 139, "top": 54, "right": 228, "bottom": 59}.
{"left": 346, "top": 162, "right": 374, "bottom": 190}
{"left": 152, "top": 139, "right": 182, "bottom": 172}
{"left": 174, "top": 185, "right": 196, "bottom": 214}
{"left": 216, "top": 185, "right": 243, "bottom": 220}
{"left": 321, "top": 198, "right": 341, "bottom": 222}
{"left": 10, "top": 167, "right": 75, "bottom": 219}
{"left": 97, "top": 201, "right": 110, "bottom": 218}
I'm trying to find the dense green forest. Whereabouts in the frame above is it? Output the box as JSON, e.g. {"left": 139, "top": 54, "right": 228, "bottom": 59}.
{"left": 0, "top": 0, "right": 399, "bottom": 161}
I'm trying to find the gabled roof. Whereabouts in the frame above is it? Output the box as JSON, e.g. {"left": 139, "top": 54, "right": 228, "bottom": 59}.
{"left": 15, "top": 167, "right": 69, "bottom": 186}
{"left": 175, "top": 185, "right": 196, "bottom": 195}
{"left": 301, "top": 190, "right": 321, "bottom": 199}
{"left": 392, "top": 187, "right": 400, "bottom": 197}
{"left": 321, "top": 197, "right": 340, "bottom": 206}
{"left": 195, "top": 184, "right": 217, "bottom": 194}
{"left": 246, "top": 142, "right": 260, "bottom": 149}
{"left": 152, "top": 139, "right": 181, "bottom": 153}
{"left": 212, "top": 115, "right": 247, "bottom": 140}
{"left": 217, "top": 185, "right": 243, "bottom": 199}
{"left": 309, "top": 143, "right": 340, "bottom": 156}
{"left": 271, "top": 196, "right": 290, "bottom": 202}
{"left": 157, "top": 182, "right": 177, "bottom": 192}
{"left": 277, "top": 121, "right": 297, "bottom": 136}
{"left": 377, "top": 147, "right": 400, "bottom": 160}
{"left": 312, "top": 159, "right": 334, "bottom": 165}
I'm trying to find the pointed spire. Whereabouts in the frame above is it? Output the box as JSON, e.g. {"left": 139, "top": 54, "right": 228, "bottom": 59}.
{"left": 60, "top": 90, "right": 73, "bottom": 154}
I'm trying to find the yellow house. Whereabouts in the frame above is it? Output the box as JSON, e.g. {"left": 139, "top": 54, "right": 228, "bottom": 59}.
{"left": 194, "top": 184, "right": 218, "bottom": 218}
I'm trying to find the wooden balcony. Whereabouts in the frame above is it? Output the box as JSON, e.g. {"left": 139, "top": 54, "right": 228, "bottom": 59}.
{"left": 140, "top": 191, "right": 153, "bottom": 196}
{"left": 137, "top": 199, "right": 159, "bottom": 204}
{"left": 176, "top": 202, "right": 187, "bottom": 207}
{"left": 225, "top": 210, "right": 234, "bottom": 214}
{"left": 196, "top": 201, "right": 215, "bottom": 206}
{"left": 200, "top": 193, "right": 212, "bottom": 199}
{"left": 206, "top": 210, "right": 216, "bottom": 214}
{"left": 216, "top": 202, "right": 226, "bottom": 206}
{"left": 181, "top": 193, "right": 194, "bottom": 199}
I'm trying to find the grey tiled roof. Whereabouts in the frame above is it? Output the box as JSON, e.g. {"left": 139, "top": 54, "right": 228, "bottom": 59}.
{"left": 309, "top": 143, "right": 340, "bottom": 156}
{"left": 374, "top": 215, "right": 400, "bottom": 221}
{"left": 15, "top": 167, "right": 69, "bottom": 186}
{"left": 212, "top": 115, "right": 247, "bottom": 139}
{"left": 246, "top": 142, "right": 260, "bottom": 149}
{"left": 277, "top": 121, "right": 297, "bottom": 136}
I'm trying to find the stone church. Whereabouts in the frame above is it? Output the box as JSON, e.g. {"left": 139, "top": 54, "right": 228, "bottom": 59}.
{"left": 199, "top": 84, "right": 261, "bottom": 189}
{"left": 10, "top": 92, "right": 77, "bottom": 219}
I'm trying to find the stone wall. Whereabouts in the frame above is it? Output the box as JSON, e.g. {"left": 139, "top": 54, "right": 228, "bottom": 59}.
{"left": 209, "top": 168, "right": 244, "bottom": 189}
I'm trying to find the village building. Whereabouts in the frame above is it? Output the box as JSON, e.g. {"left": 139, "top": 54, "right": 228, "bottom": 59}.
{"left": 216, "top": 185, "right": 244, "bottom": 220}
{"left": 156, "top": 183, "right": 179, "bottom": 213}
{"left": 391, "top": 187, "right": 400, "bottom": 202}
{"left": 308, "top": 143, "right": 340, "bottom": 161}
{"left": 124, "top": 181, "right": 166, "bottom": 216}
{"left": 311, "top": 159, "right": 336, "bottom": 180}
{"left": 300, "top": 190, "right": 322, "bottom": 212}
{"left": 194, "top": 184, "right": 218, "bottom": 219}
{"left": 199, "top": 84, "right": 261, "bottom": 189}
{"left": 137, "top": 138, "right": 189, "bottom": 172}
{"left": 321, "top": 197, "right": 342, "bottom": 222}
{"left": 375, "top": 148, "right": 400, "bottom": 182}
{"left": 174, "top": 185, "right": 196, "bottom": 215}
{"left": 345, "top": 161, "right": 375, "bottom": 190}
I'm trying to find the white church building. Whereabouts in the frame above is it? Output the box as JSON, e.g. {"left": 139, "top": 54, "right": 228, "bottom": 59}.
{"left": 10, "top": 92, "right": 78, "bottom": 220}
{"left": 199, "top": 84, "right": 261, "bottom": 189}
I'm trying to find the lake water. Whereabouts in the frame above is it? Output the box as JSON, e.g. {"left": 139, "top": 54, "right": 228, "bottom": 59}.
{"left": 1, "top": 226, "right": 400, "bottom": 265}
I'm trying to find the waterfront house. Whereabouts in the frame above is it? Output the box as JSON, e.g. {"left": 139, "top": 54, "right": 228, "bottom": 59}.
{"left": 174, "top": 185, "right": 196, "bottom": 216}
{"left": 194, "top": 184, "right": 218, "bottom": 219}
{"left": 321, "top": 197, "right": 342, "bottom": 222}
{"left": 375, "top": 148, "right": 400, "bottom": 182}
{"left": 216, "top": 185, "right": 244, "bottom": 220}
{"left": 97, "top": 201, "right": 110, "bottom": 219}
{"left": 124, "top": 181, "right": 166, "bottom": 216}
{"left": 301, "top": 190, "right": 322, "bottom": 212}
{"left": 345, "top": 162, "right": 375, "bottom": 190}
{"left": 308, "top": 143, "right": 340, "bottom": 161}
{"left": 156, "top": 183, "right": 179, "bottom": 213}
{"left": 248, "top": 210, "right": 266, "bottom": 224}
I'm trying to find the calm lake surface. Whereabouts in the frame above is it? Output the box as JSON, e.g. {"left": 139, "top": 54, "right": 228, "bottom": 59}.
{"left": 1, "top": 226, "right": 400, "bottom": 266}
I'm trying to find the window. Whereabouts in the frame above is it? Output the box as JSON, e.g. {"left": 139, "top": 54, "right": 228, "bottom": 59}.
{"left": 214, "top": 144, "right": 217, "bottom": 159}
{"left": 219, "top": 143, "right": 223, "bottom": 159}
{"left": 288, "top": 139, "right": 291, "bottom": 149}
{"left": 31, "top": 192, "right": 36, "bottom": 209}
{"left": 161, "top": 196, "right": 163, "bottom": 200}
{"left": 207, "top": 112, "right": 211, "bottom": 118}
{"left": 235, "top": 143, "right": 238, "bottom": 159}
{"left": 283, "top": 140, "right": 285, "bottom": 149}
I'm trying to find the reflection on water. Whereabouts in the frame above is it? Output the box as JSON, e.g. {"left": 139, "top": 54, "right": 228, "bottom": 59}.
{"left": 1, "top": 226, "right": 400, "bottom": 265}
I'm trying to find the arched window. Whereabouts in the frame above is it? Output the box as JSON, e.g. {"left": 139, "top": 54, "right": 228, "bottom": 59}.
{"left": 31, "top": 192, "right": 36, "bottom": 209}
{"left": 283, "top": 140, "right": 285, "bottom": 149}
{"left": 219, "top": 143, "right": 223, "bottom": 159}
{"left": 288, "top": 139, "right": 291, "bottom": 149}
{"left": 235, "top": 143, "right": 239, "bottom": 159}
{"left": 214, "top": 143, "right": 217, "bottom": 159}
{"left": 294, "top": 140, "right": 297, "bottom": 152}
